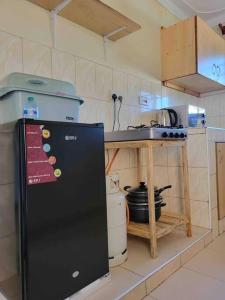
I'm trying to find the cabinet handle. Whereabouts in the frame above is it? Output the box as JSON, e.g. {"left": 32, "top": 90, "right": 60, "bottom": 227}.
{"left": 212, "top": 64, "right": 216, "bottom": 76}
{"left": 220, "top": 64, "right": 225, "bottom": 76}
{"left": 216, "top": 65, "right": 221, "bottom": 77}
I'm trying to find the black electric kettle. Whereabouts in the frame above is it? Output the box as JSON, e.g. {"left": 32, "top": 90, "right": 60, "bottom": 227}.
{"left": 156, "top": 108, "right": 178, "bottom": 127}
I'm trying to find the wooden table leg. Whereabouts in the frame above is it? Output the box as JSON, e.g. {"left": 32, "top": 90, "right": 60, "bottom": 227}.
{"left": 137, "top": 148, "right": 141, "bottom": 182}
{"left": 146, "top": 144, "right": 157, "bottom": 257}
{"left": 182, "top": 143, "right": 192, "bottom": 237}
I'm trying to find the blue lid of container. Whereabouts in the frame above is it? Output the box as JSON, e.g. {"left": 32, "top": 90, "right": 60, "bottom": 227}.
{"left": 0, "top": 73, "right": 84, "bottom": 104}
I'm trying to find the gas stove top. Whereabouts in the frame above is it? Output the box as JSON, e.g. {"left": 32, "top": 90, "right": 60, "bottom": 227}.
{"left": 104, "top": 126, "right": 187, "bottom": 142}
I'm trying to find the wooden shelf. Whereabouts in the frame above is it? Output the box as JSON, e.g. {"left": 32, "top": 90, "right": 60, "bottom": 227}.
{"left": 163, "top": 74, "right": 225, "bottom": 98}
{"left": 28, "top": 0, "right": 141, "bottom": 41}
{"left": 127, "top": 213, "right": 186, "bottom": 240}
{"left": 105, "top": 139, "right": 192, "bottom": 258}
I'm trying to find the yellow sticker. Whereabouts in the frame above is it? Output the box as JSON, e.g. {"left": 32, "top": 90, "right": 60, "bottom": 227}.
{"left": 42, "top": 129, "right": 50, "bottom": 139}
{"left": 54, "top": 169, "right": 62, "bottom": 178}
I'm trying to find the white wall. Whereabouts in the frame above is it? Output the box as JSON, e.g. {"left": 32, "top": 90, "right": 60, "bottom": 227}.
{"left": 0, "top": 0, "right": 200, "bottom": 129}
{"left": 199, "top": 92, "right": 225, "bottom": 128}
{"left": 0, "top": 0, "right": 219, "bottom": 231}
{"left": 0, "top": 0, "right": 178, "bottom": 79}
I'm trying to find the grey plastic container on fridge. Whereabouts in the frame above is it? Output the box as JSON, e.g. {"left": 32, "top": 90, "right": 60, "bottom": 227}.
{"left": 0, "top": 73, "right": 84, "bottom": 124}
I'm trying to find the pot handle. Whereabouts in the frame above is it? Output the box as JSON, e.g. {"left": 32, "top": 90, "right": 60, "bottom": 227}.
{"left": 124, "top": 186, "right": 131, "bottom": 192}
{"left": 160, "top": 202, "right": 166, "bottom": 207}
{"left": 155, "top": 185, "right": 172, "bottom": 195}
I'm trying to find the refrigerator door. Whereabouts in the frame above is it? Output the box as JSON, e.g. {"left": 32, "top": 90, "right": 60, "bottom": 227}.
{"left": 18, "top": 119, "right": 109, "bottom": 300}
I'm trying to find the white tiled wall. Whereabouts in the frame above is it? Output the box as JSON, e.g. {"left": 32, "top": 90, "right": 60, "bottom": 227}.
{"left": 0, "top": 28, "right": 219, "bottom": 233}
{"left": 0, "top": 31, "right": 22, "bottom": 80}
{"left": 52, "top": 49, "right": 76, "bottom": 84}
{"left": 23, "top": 39, "right": 52, "bottom": 77}
{"left": 199, "top": 92, "right": 225, "bottom": 128}
{"left": 0, "top": 29, "right": 199, "bottom": 131}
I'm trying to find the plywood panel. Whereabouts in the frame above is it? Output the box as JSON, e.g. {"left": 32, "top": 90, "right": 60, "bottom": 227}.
{"left": 60, "top": 0, "right": 140, "bottom": 41}
{"left": 28, "top": 0, "right": 141, "bottom": 41}
{"left": 29, "top": 0, "right": 62, "bottom": 10}
{"left": 216, "top": 143, "right": 225, "bottom": 220}
{"left": 161, "top": 16, "right": 196, "bottom": 81}
{"left": 165, "top": 73, "right": 225, "bottom": 95}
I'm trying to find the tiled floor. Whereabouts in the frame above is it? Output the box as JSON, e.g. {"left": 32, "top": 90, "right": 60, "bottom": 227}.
{"left": 122, "top": 226, "right": 207, "bottom": 277}
{"left": 147, "top": 232, "right": 225, "bottom": 300}
{"left": 0, "top": 226, "right": 211, "bottom": 300}
{"left": 85, "top": 226, "right": 209, "bottom": 300}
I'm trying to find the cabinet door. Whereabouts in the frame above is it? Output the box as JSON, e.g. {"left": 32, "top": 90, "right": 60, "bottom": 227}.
{"left": 161, "top": 16, "right": 196, "bottom": 81}
{"left": 216, "top": 143, "right": 225, "bottom": 220}
{"left": 197, "top": 16, "right": 225, "bottom": 85}
{"left": 215, "top": 37, "right": 225, "bottom": 85}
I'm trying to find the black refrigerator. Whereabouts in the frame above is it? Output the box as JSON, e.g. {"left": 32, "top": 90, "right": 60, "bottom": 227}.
{"left": 11, "top": 119, "right": 109, "bottom": 300}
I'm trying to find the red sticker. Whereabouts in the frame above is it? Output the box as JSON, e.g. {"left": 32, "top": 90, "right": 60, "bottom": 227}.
{"left": 26, "top": 124, "right": 57, "bottom": 185}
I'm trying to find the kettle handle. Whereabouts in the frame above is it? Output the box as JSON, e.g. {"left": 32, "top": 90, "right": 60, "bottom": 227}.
{"left": 167, "top": 109, "right": 178, "bottom": 127}
{"left": 124, "top": 186, "right": 131, "bottom": 192}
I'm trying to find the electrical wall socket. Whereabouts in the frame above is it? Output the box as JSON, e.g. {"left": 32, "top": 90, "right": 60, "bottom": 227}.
{"left": 139, "top": 91, "right": 151, "bottom": 106}
{"left": 111, "top": 90, "right": 123, "bottom": 102}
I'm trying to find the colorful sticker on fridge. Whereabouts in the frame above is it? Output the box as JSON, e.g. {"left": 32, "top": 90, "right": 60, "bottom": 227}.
{"left": 26, "top": 124, "right": 57, "bottom": 185}
{"left": 48, "top": 156, "right": 56, "bottom": 165}
{"left": 43, "top": 143, "right": 51, "bottom": 153}
{"left": 54, "top": 169, "right": 62, "bottom": 178}
{"left": 42, "top": 129, "right": 51, "bottom": 139}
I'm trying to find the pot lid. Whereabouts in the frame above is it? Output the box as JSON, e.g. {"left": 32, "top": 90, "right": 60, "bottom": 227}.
{"left": 125, "top": 182, "right": 148, "bottom": 199}
{"left": 125, "top": 182, "right": 172, "bottom": 203}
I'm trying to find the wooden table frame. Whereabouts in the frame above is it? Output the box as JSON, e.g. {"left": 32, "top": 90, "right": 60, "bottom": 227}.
{"left": 105, "top": 140, "right": 192, "bottom": 258}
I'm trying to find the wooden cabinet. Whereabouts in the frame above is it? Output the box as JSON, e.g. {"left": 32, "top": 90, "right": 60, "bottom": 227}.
{"left": 161, "top": 16, "right": 225, "bottom": 97}
{"left": 216, "top": 143, "right": 225, "bottom": 220}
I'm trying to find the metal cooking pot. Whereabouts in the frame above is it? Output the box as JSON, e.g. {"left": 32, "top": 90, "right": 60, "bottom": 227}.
{"left": 127, "top": 201, "right": 166, "bottom": 223}
{"left": 124, "top": 182, "right": 172, "bottom": 223}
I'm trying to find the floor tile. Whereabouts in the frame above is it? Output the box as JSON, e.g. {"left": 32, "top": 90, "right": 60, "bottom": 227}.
{"left": 84, "top": 267, "right": 143, "bottom": 300}
{"left": 121, "top": 226, "right": 208, "bottom": 277}
{"left": 206, "top": 232, "right": 225, "bottom": 254}
{"left": 151, "top": 268, "right": 225, "bottom": 300}
{"left": 180, "top": 239, "right": 204, "bottom": 265}
{"left": 184, "top": 248, "right": 225, "bottom": 282}
{"left": 146, "top": 256, "right": 180, "bottom": 293}
{"left": 0, "top": 275, "right": 19, "bottom": 298}
{"left": 204, "top": 231, "right": 213, "bottom": 247}
{"left": 143, "top": 295, "right": 156, "bottom": 300}
{"left": 121, "top": 282, "right": 146, "bottom": 300}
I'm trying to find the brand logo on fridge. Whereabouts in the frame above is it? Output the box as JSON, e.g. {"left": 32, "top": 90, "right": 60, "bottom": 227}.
{"left": 65, "top": 136, "right": 77, "bottom": 141}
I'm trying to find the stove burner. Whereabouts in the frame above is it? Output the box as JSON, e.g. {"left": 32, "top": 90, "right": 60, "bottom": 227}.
{"left": 127, "top": 124, "right": 184, "bottom": 130}
{"left": 105, "top": 125, "right": 188, "bottom": 142}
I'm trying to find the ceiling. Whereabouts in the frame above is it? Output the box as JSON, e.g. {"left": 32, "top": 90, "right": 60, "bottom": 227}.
{"left": 158, "top": 0, "right": 225, "bottom": 26}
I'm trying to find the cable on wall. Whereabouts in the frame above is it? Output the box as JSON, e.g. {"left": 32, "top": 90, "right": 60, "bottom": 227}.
{"left": 111, "top": 93, "right": 123, "bottom": 131}
{"left": 117, "top": 96, "right": 123, "bottom": 131}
